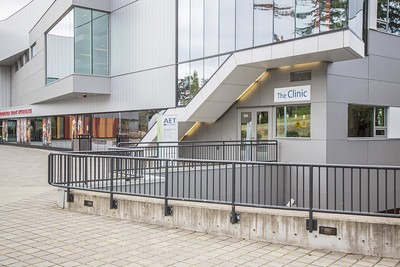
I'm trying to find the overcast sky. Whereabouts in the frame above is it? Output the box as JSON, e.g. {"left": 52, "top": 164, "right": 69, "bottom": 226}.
{"left": 0, "top": 0, "right": 31, "bottom": 20}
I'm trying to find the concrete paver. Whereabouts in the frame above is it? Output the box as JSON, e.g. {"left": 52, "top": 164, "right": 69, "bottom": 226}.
{"left": 1, "top": 145, "right": 400, "bottom": 266}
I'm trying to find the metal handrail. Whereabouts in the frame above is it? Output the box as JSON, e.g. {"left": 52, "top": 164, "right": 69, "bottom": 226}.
{"left": 116, "top": 139, "right": 278, "bottom": 162}
{"left": 48, "top": 151, "right": 400, "bottom": 230}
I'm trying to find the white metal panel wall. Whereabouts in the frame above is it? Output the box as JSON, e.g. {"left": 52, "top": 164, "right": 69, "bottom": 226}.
{"left": 111, "top": 0, "right": 137, "bottom": 11}
{"left": 26, "top": 65, "right": 176, "bottom": 117}
{"left": 110, "top": 0, "right": 176, "bottom": 76}
{"left": 0, "top": 67, "right": 11, "bottom": 108}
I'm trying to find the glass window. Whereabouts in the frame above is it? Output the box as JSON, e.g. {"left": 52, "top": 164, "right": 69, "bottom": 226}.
{"left": 46, "top": 7, "right": 109, "bottom": 84}
{"left": 31, "top": 43, "right": 37, "bottom": 58}
{"left": 388, "top": 1, "right": 400, "bottom": 34}
{"left": 236, "top": 0, "right": 253, "bottom": 50}
{"left": 276, "top": 105, "right": 310, "bottom": 138}
{"left": 375, "top": 107, "right": 387, "bottom": 137}
{"left": 204, "top": 0, "right": 219, "bottom": 57}
{"left": 219, "top": 0, "right": 236, "bottom": 53}
{"left": 295, "top": 0, "right": 319, "bottom": 38}
{"left": 92, "top": 13, "right": 109, "bottom": 75}
{"left": 204, "top": 57, "right": 219, "bottom": 85}
{"left": 254, "top": 0, "right": 273, "bottom": 46}
{"left": 178, "top": 0, "right": 190, "bottom": 62}
{"left": 348, "top": 106, "right": 374, "bottom": 137}
{"left": 75, "top": 21, "right": 92, "bottom": 74}
{"left": 274, "top": 0, "right": 295, "bottom": 42}
{"left": 191, "top": 0, "right": 204, "bottom": 60}
{"left": 320, "top": 0, "right": 347, "bottom": 32}
{"left": 190, "top": 60, "right": 204, "bottom": 93}
{"left": 46, "top": 9, "right": 74, "bottom": 84}
{"left": 178, "top": 63, "right": 191, "bottom": 105}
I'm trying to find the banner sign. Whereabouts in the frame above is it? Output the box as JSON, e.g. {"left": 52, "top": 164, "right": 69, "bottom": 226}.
{"left": 274, "top": 85, "right": 311, "bottom": 103}
{"left": 157, "top": 115, "right": 178, "bottom": 159}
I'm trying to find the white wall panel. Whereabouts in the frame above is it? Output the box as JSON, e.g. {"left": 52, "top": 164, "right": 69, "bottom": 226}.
{"left": 0, "top": 67, "right": 11, "bottom": 108}
{"left": 111, "top": 0, "right": 137, "bottom": 11}
{"left": 110, "top": 0, "right": 176, "bottom": 76}
{"left": 0, "top": 0, "right": 55, "bottom": 62}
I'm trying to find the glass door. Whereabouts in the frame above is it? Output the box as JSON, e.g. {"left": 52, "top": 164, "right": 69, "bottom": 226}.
{"left": 239, "top": 108, "right": 271, "bottom": 161}
{"left": 239, "top": 108, "right": 271, "bottom": 141}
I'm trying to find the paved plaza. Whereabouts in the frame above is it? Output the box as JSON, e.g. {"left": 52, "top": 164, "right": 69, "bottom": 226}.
{"left": 0, "top": 146, "right": 399, "bottom": 267}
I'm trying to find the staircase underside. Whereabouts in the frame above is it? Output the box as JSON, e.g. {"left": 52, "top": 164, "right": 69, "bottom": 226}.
{"left": 142, "top": 29, "right": 365, "bottom": 142}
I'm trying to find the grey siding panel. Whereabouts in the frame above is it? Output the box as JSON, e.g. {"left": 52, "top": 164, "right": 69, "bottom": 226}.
{"left": 368, "top": 30, "right": 400, "bottom": 60}
{"left": 326, "top": 75, "right": 369, "bottom": 104}
{"left": 369, "top": 80, "right": 400, "bottom": 107}
{"left": 110, "top": 0, "right": 176, "bottom": 76}
{"left": 0, "top": 67, "right": 11, "bottom": 108}
{"left": 369, "top": 55, "right": 400, "bottom": 84}
{"left": 327, "top": 57, "right": 369, "bottom": 79}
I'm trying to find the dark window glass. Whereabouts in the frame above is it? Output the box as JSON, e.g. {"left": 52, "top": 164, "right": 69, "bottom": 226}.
{"left": 375, "top": 107, "right": 386, "bottom": 127}
{"left": 274, "top": 0, "right": 295, "bottom": 42}
{"left": 348, "top": 106, "right": 374, "bottom": 137}
{"left": 236, "top": 0, "right": 253, "bottom": 50}
{"left": 219, "top": 0, "right": 236, "bottom": 53}
{"left": 204, "top": 0, "right": 219, "bottom": 56}
{"left": 254, "top": 0, "right": 273, "bottom": 46}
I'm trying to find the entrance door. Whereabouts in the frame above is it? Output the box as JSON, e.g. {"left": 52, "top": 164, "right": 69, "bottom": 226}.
{"left": 239, "top": 108, "right": 272, "bottom": 161}
{"left": 239, "top": 108, "right": 271, "bottom": 141}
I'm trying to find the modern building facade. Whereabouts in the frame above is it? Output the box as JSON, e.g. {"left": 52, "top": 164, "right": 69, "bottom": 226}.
{"left": 0, "top": 0, "right": 399, "bottom": 165}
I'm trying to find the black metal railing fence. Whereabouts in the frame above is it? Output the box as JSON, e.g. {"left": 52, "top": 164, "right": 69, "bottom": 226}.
{"left": 48, "top": 150, "right": 400, "bottom": 229}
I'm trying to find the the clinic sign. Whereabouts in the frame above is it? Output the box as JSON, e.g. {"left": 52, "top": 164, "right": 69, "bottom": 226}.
{"left": 274, "top": 85, "right": 311, "bottom": 103}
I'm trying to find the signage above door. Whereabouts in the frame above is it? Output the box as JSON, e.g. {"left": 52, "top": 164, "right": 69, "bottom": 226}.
{"left": 274, "top": 85, "right": 311, "bottom": 103}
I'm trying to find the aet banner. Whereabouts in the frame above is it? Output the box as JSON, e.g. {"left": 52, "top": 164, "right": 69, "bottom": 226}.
{"left": 274, "top": 85, "right": 311, "bottom": 103}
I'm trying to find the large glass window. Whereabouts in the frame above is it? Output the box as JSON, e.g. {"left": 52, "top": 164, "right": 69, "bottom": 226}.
{"left": 348, "top": 105, "right": 387, "bottom": 138}
{"left": 377, "top": 0, "right": 400, "bottom": 35}
{"left": 46, "top": 7, "right": 109, "bottom": 84}
{"left": 177, "top": 0, "right": 358, "bottom": 106}
{"left": 254, "top": 0, "right": 273, "bottom": 46}
{"left": 276, "top": 105, "right": 310, "bottom": 138}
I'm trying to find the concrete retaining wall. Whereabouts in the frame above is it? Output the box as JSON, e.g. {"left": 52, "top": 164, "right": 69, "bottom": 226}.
{"left": 61, "top": 190, "right": 400, "bottom": 258}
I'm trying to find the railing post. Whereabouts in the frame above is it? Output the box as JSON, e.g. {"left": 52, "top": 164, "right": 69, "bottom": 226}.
{"left": 110, "top": 157, "right": 117, "bottom": 209}
{"left": 307, "top": 166, "right": 316, "bottom": 232}
{"left": 164, "top": 160, "right": 172, "bottom": 216}
{"left": 66, "top": 155, "right": 73, "bottom": 202}
{"left": 231, "top": 163, "right": 239, "bottom": 224}
{"left": 222, "top": 141, "right": 225, "bottom": 160}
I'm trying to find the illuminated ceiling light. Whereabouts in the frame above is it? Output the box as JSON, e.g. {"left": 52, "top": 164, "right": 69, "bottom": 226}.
{"left": 279, "top": 61, "right": 322, "bottom": 70}
{"left": 236, "top": 70, "right": 268, "bottom": 101}
{"left": 180, "top": 122, "right": 200, "bottom": 141}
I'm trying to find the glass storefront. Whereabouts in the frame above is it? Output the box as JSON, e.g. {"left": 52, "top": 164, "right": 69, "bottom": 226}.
{"left": 0, "top": 109, "right": 162, "bottom": 149}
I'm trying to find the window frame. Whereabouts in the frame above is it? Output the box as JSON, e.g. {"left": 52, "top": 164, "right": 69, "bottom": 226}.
{"left": 275, "top": 104, "right": 311, "bottom": 139}
{"left": 347, "top": 105, "right": 388, "bottom": 139}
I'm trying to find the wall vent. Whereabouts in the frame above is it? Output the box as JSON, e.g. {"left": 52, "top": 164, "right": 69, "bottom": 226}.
{"left": 290, "top": 71, "right": 311, "bottom": 82}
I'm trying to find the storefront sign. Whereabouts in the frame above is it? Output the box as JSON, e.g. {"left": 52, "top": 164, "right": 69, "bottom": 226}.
{"left": 0, "top": 108, "right": 33, "bottom": 117}
{"left": 274, "top": 85, "right": 311, "bottom": 103}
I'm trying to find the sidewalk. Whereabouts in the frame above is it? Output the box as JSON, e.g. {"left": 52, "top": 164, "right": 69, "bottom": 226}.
{"left": 0, "top": 146, "right": 399, "bottom": 266}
